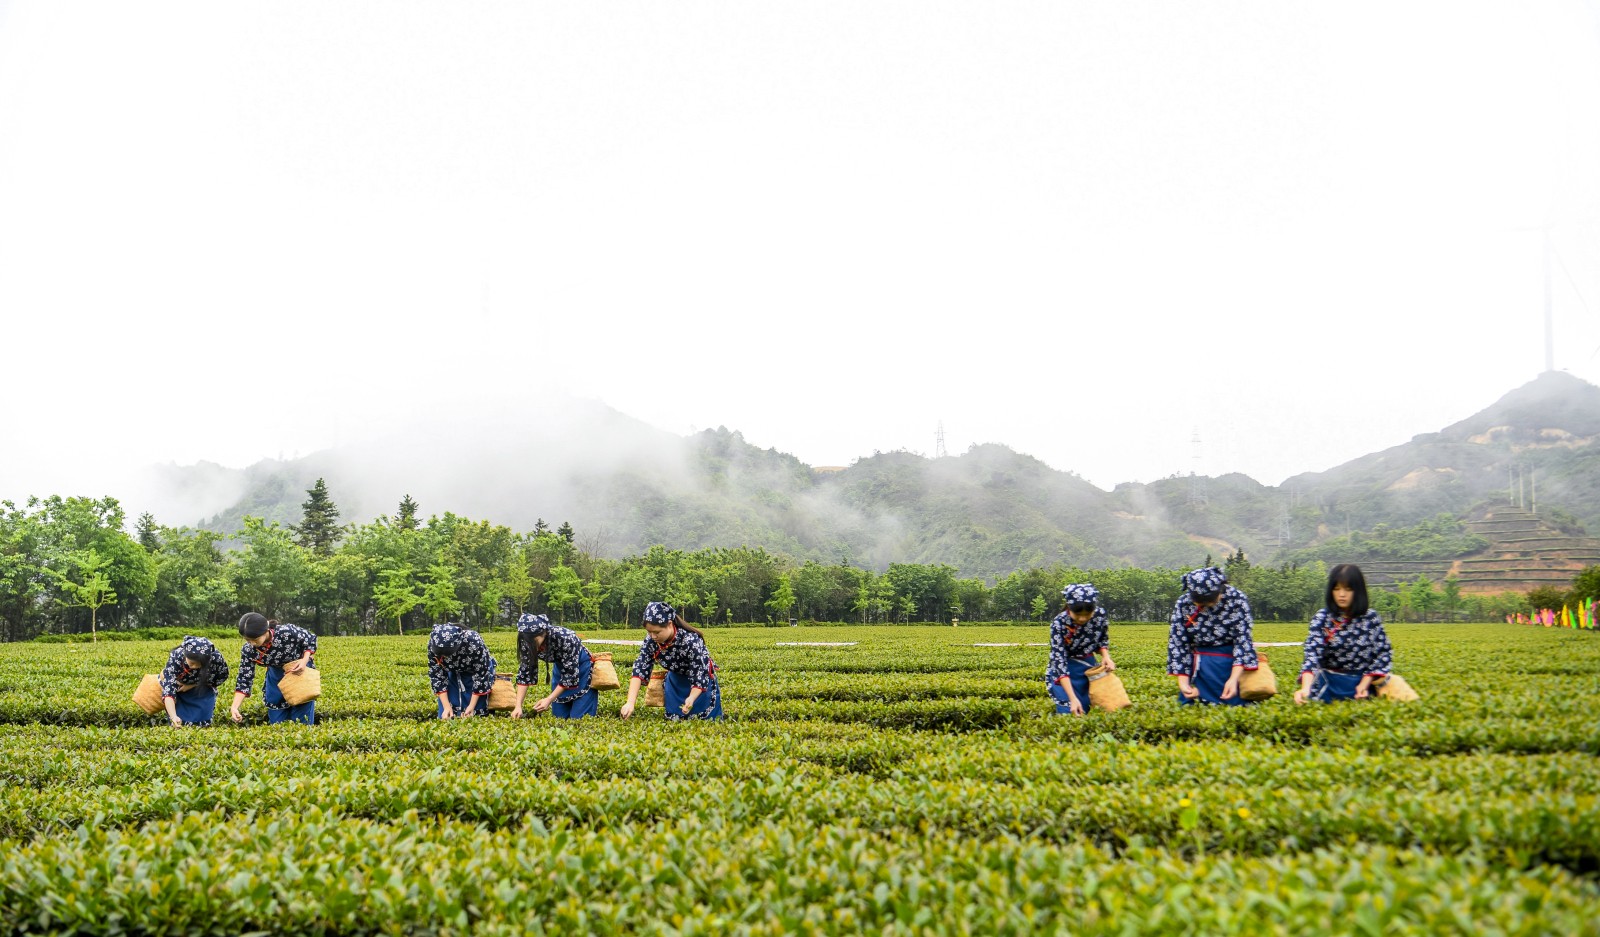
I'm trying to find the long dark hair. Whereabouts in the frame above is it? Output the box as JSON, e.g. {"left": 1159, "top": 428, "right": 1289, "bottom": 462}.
{"left": 238, "top": 612, "right": 270, "bottom": 639}
{"left": 1325, "top": 564, "right": 1370, "bottom": 618}
{"left": 517, "top": 630, "right": 542, "bottom": 666}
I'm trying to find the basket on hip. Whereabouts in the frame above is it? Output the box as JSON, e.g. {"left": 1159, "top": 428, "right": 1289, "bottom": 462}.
{"left": 133, "top": 674, "right": 164, "bottom": 715}
{"left": 1375, "top": 673, "right": 1420, "bottom": 702}
{"left": 1239, "top": 653, "right": 1277, "bottom": 701}
{"left": 277, "top": 667, "right": 321, "bottom": 707}
{"left": 590, "top": 653, "right": 621, "bottom": 691}
{"left": 486, "top": 674, "right": 518, "bottom": 711}
{"left": 644, "top": 670, "right": 666, "bottom": 707}
{"left": 1084, "top": 663, "right": 1132, "bottom": 711}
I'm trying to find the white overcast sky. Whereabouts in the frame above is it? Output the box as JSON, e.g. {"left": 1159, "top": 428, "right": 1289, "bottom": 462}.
{"left": 2, "top": 1, "right": 1598, "bottom": 510}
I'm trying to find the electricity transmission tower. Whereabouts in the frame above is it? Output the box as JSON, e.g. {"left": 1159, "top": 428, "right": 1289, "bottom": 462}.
{"left": 935, "top": 422, "right": 948, "bottom": 459}
{"left": 1187, "top": 429, "right": 1206, "bottom": 508}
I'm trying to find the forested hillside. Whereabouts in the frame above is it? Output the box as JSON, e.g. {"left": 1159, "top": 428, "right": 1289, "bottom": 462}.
{"left": 105, "top": 372, "right": 1600, "bottom": 577}
{"left": 9, "top": 372, "right": 1600, "bottom": 641}
{"left": 1279, "top": 371, "right": 1600, "bottom": 536}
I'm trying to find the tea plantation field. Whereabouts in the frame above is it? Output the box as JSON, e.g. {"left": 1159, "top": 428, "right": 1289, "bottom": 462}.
{"left": 0, "top": 623, "right": 1596, "bottom": 935}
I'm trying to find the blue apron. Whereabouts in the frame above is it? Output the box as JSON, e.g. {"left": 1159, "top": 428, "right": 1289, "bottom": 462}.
{"left": 1309, "top": 668, "right": 1365, "bottom": 702}
{"left": 549, "top": 652, "right": 599, "bottom": 719}
{"left": 1048, "top": 656, "right": 1096, "bottom": 715}
{"left": 1181, "top": 645, "right": 1251, "bottom": 706}
{"left": 172, "top": 685, "right": 217, "bottom": 726}
{"left": 263, "top": 662, "right": 317, "bottom": 725}
{"left": 662, "top": 670, "right": 722, "bottom": 721}
{"left": 436, "top": 670, "right": 491, "bottom": 719}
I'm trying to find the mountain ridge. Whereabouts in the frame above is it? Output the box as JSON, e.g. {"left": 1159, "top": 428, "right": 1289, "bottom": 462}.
{"left": 137, "top": 372, "right": 1600, "bottom": 579}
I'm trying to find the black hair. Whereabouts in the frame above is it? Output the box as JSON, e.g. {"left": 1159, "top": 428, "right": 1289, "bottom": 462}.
{"left": 238, "top": 612, "right": 270, "bottom": 639}
{"left": 1067, "top": 601, "right": 1095, "bottom": 614}
{"left": 1325, "top": 564, "right": 1369, "bottom": 617}
{"left": 517, "top": 630, "right": 541, "bottom": 667}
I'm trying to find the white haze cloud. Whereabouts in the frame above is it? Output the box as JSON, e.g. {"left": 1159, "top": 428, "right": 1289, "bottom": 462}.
{"left": 1, "top": 1, "right": 1598, "bottom": 524}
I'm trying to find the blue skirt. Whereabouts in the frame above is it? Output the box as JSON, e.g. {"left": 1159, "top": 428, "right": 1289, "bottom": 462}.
{"left": 172, "top": 685, "right": 217, "bottom": 726}
{"left": 1309, "top": 668, "right": 1365, "bottom": 702}
{"left": 662, "top": 670, "right": 722, "bottom": 721}
{"left": 1048, "top": 657, "right": 1096, "bottom": 715}
{"left": 549, "top": 653, "right": 599, "bottom": 719}
{"left": 264, "top": 664, "right": 317, "bottom": 725}
{"left": 436, "top": 670, "right": 491, "bottom": 719}
{"left": 1180, "top": 645, "right": 1251, "bottom": 707}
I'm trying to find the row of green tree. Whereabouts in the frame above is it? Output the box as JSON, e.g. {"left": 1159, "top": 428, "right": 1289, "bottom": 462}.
{"left": 2, "top": 485, "right": 1592, "bottom": 642}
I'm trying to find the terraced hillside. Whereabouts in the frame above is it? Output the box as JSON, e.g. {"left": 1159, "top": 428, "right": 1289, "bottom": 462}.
{"left": 1361, "top": 506, "right": 1600, "bottom": 593}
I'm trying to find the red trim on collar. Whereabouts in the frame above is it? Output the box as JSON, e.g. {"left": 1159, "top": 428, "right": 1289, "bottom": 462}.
{"left": 253, "top": 628, "right": 276, "bottom": 665}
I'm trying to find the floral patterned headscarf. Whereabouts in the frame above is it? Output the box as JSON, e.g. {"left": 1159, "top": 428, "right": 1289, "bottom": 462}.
{"left": 1182, "top": 567, "right": 1227, "bottom": 599}
{"left": 1060, "top": 584, "right": 1100, "bottom": 609}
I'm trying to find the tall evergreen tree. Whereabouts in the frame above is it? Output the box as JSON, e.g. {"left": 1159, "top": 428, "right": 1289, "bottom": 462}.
{"left": 296, "top": 478, "right": 342, "bottom": 557}
{"left": 557, "top": 521, "right": 575, "bottom": 544}
{"left": 534, "top": 518, "right": 549, "bottom": 535}
{"left": 396, "top": 494, "right": 419, "bottom": 531}
{"left": 135, "top": 512, "right": 160, "bottom": 552}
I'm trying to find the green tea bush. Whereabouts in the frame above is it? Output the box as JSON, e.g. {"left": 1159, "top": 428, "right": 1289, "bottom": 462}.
{"left": 0, "top": 623, "right": 1596, "bottom": 933}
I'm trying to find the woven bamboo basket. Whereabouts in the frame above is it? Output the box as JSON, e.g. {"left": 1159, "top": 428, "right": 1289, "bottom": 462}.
{"left": 644, "top": 670, "right": 666, "bottom": 707}
{"left": 1239, "top": 653, "right": 1277, "bottom": 701}
{"left": 1084, "top": 663, "right": 1131, "bottom": 711}
{"left": 133, "top": 674, "right": 164, "bottom": 715}
{"left": 590, "top": 653, "right": 620, "bottom": 691}
{"left": 1376, "top": 673, "right": 1420, "bottom": 702}
{"left": 277, "top": 667, "right": 321, "bottom": 707}
{"left": 486, "top": 674, "right": 518, "bottom": 711}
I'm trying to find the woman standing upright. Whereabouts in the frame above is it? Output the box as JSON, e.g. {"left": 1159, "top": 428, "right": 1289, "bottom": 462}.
{"left": 230, "top": 613, "right": 318, "bottom": 725}
{"left": 158, "top": 635, "right": 230, "bottom": 727}
{"left": 1166, "top": 566, "right": 1260, "bottom": 706}
{"left": 428, "top": 622, "right": 497, "bottom": 720}
{"left": 1046, "top": 583, "right": 1116, "bottom": 715}
{"left": 512, "top": 613, "right": 599, "bottom": 719}
{"left": 1294, "top": 564, "right": 1394, "bottom": 704}
{"left": 619, "top": 601, "right": 722, "bottom": 721}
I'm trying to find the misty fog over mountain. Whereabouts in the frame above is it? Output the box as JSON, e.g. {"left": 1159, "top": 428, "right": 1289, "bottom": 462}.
{"left": 110, "top": 372, "right": 1600, "bottom": 578}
